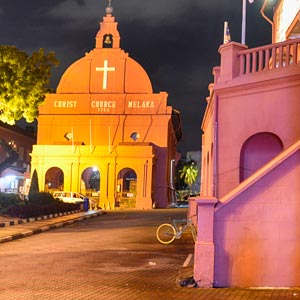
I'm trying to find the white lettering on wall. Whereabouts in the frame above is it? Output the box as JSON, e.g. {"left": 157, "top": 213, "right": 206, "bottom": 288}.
{"left": 127, "top": 101, "right": 155, "bottom": 109}
{"left": 91, "top": 100, "right": 116, "bottom": 112}
{"left": 54, "top": 101, "right": 77, "bottom": 108}
{"left": 91, "top": 101, "right": 116, "bottom": 108}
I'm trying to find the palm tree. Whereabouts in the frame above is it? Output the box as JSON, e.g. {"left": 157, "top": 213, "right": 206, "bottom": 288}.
{"left": 179, "top": 160, "right": 199, "bottom": 196}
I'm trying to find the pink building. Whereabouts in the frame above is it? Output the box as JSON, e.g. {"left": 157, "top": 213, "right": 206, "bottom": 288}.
{"left": 191, "top": 0, "right": 300, "bottom": 287}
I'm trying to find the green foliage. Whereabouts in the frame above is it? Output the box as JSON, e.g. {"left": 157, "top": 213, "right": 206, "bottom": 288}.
{"left": 0, "top": 46, "right": 59, "bottom": 124}
{"left": 0, "top": 193, "right": 23, "bottom": 214}
{"left": 179, "top": 160, "right": 199, "bottom": 194}
{"left": 2, "top": 191, "right": 79, "bottom": 218}
{"left": 0, "top": 191, "right": 80, "bottom": 219}
{"left": 175, "top": 159, "right": 186, "bottom": 190}
{"left": 29, "top": 169, "right": 39, "bottom": 194}
{"left": 7, "top": 201, "right": 80, "bottom": 219}
{"left": 28, "top": 191, "right": 56, "bottom": 205}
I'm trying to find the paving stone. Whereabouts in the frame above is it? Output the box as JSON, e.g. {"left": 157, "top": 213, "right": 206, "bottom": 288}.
{"left": 0, "top": 209, "right": 299, "bottom": 299}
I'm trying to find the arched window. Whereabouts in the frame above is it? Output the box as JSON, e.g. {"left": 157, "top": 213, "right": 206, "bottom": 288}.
{"left": 116, "top": 168, "right": 137, "bottom": 208}
{"left": 240, "top": 132, "right": 283, "bottom": 182}
{"left": 81, "top": 167, "right": 100, "bottom": 196}
{"left": 45, "top": 167, "right": 64, "bottom": 192}
{"left": 122, "top": 169, "right": 137, "bottom": 193}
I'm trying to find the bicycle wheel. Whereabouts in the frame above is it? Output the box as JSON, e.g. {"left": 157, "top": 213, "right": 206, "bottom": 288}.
{"left": 191, "top": 224, "right": 197, "bottom": 243}
{"left": 156, "top": 223, "right": 176, "bottom": 244}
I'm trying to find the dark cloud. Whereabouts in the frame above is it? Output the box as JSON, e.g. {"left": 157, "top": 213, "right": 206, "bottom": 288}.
{"left": 0, "top": 0, "right": 272, "bottom": 154}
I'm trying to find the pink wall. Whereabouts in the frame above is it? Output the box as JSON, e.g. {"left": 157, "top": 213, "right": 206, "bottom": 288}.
{"left": 214, "top": 151, "right": 300, "bottom": 287}
{"left": 216, "top": 80, "right": 300, "bottom": 198}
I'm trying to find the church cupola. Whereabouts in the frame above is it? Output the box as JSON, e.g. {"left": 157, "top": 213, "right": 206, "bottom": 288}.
{"left": 95, "top": 0, "right": 120, "bottom": 49}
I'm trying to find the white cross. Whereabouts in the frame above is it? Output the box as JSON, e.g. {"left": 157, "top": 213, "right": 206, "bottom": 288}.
{"left": 96, "top": 60, "right": 115, "bottom": 90}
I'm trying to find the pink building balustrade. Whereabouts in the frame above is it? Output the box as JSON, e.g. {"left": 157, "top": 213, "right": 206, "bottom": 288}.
{"left": 239, "top": 38, "right": 300, "bottom": 74}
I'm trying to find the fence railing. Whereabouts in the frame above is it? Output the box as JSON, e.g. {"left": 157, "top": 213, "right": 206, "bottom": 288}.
{"left": 238, "top": 38, "right": 300, "bottom": 75}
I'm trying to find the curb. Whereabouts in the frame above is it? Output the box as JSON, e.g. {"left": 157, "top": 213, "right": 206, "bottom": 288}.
{"left": 0, "top": 210, "right": 104, "bottom": 243}
{"left": 0, "top": 210, "right": 82, "bottom": 228}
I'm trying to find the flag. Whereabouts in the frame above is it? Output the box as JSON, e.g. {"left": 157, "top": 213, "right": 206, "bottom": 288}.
{"left": 223, "top": 21, "right": 231, "bottom": 44}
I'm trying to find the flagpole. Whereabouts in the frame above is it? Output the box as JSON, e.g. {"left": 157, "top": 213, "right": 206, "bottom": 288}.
{"left": 241, "top": 0, "right": 246, "bottom": 45}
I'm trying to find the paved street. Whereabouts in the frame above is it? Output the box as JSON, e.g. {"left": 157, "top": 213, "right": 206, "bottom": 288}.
{"left": 0, "top": 209, "right": 299, "bottom": 300}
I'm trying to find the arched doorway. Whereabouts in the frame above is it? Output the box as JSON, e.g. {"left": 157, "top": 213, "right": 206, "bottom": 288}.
{"left": 240, "top": 132, "right": 283, "bottom": 182}
{"left": 45, "top": 167, "right": 64, "bottom": 192}
{"left": 81, "top": 167, "right": 100, "bottom": 197}
{"left": 116, "top": 168, "right": 137, "bottom": 208}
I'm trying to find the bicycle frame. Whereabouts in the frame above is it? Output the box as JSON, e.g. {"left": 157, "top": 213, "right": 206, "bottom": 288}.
{"left": 156, "top": 215, "right": 197, "bottom": 244}
{"left": 171, "top": 218, "right": 193, "bottom": 239}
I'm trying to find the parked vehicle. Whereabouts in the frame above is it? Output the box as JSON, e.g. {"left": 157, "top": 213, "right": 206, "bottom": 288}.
{"left": 52, "top": 191, "right": 96, "bottom": 209}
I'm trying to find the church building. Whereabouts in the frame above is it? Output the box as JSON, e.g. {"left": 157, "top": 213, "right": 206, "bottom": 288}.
{"left": 30, "top": 2, "right": 182, "bottom": 209}
{"left": 190, "top": 0, "right": 300, "bottom": 288}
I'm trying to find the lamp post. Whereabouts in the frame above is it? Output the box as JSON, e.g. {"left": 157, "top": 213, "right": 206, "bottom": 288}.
{"left": 242, "top": 0, "right": 254, "bottom": 45}
{"left": 241, "top": 0, "right": 246, "bottom": 44}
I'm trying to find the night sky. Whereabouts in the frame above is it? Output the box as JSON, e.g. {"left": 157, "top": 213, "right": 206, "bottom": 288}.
{"left": 0, "top": 0, "right": 273, "bottom": 154}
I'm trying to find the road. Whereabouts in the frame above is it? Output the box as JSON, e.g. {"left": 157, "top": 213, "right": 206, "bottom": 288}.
{"left": 1, "top": 208, "right": 298, "bottom": 300}
{"left": 0, "top": 208, "right": 197, "bottom": 300}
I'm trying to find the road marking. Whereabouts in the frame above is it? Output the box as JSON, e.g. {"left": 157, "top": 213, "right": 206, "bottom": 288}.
{"left": 183, "top": 253, "right": 193, "bottom": 267}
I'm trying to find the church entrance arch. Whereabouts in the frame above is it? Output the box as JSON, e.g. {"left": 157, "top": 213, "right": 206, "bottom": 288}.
{"left": 116, "top": 168, "right": 137, "bottom": 208}
{"left": 45, "top": 167, "right": 64, "bottom": 192}
{"left": 240, "top": 132, "right": 283, "bottom": 182}
{"left": 81, "top": 167, "right": 100, "bottom": 197}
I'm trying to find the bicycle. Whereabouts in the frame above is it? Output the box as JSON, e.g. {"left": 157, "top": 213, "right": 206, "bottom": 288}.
{"left": 156, "top": 216, "right": 197, "bottom": 244}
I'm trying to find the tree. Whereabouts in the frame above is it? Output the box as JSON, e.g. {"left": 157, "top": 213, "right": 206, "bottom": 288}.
{"left": 179, "top": 160, "right": 199, "bottom": 196}
{"left": 29, "top": 169, "right": 39, "bottom": 194}
{"left": 0, "top": 46, "right": 59, "bottom": 124}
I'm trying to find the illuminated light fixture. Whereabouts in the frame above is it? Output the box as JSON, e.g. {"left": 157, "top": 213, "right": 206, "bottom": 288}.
{"left": 93, "top": 167, "right": 98, "bottom": 172}
{"left": 8, "top": 140, "right": 16, "bottom": 148}
{"left": 64, "top": 132, "right": 73, "bottom": 141}
{"left": 130, "top": 132, "right": 140, "bottom": 141}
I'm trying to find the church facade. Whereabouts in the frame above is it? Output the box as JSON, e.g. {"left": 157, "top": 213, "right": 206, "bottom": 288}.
{"left": 30, "top": 4, "right": 182, "bottom": 209}
{"left": 191, "top": 0, "right": 300, "bottom": 287}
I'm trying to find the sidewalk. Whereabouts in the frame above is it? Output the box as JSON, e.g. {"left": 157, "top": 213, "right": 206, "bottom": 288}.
{"left": 0, "top": 210, "right": 104, "bottom": 243}
{"left": 1, "top": 210, "right": 300, "bottom": 299}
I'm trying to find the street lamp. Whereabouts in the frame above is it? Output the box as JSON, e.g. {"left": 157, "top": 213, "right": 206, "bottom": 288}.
{"left": 241, "top": 0, "right": 254, "bottom": 45}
